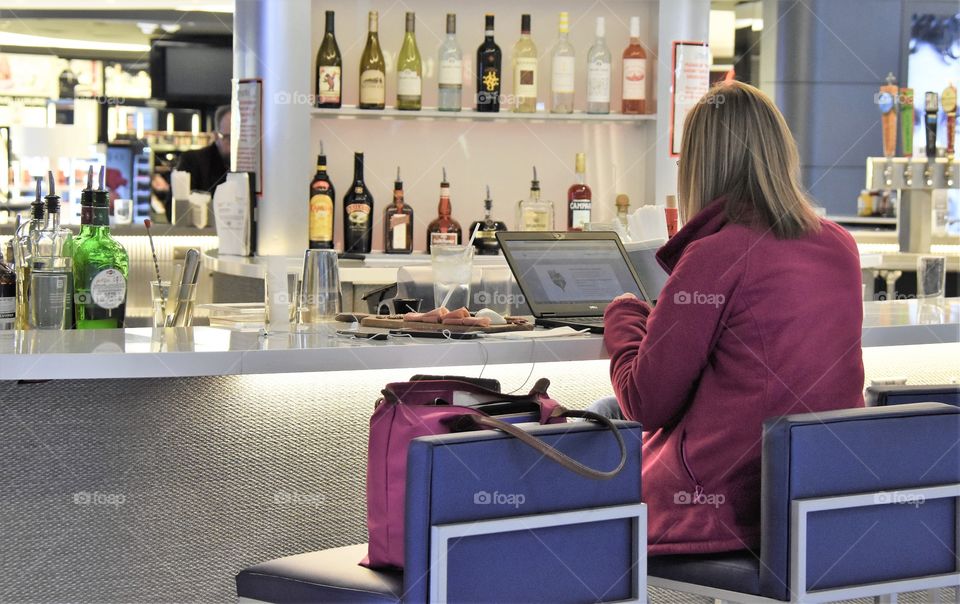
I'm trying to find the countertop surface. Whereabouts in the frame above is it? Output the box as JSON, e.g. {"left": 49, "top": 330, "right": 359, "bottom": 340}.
{"left": 0, "top": 299, "right": 957, "bottom": 381}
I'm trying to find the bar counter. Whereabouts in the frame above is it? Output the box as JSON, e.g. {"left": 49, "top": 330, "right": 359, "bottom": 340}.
{"left": 1, "top": 299, "right": 958, "bottom": 381}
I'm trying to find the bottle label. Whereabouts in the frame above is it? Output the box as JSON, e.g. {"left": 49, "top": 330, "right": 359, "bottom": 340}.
{"left": 360, "top": 70, "right": 385, "bottom": 104}
{"left": 390, "top": 214, "right": 409, "bottom": 249}
{"left": 622, "top": 59, "right": 646, "bottom": 100}
{"left": 551, "top": 56, "right": 575, "bottom": 93}
{"left": 514, "top": 57, "right": 538, "bottom": 97}
{"left": 346, "top": 203, "right": 371, "bottom": 226}
{"left": 309, "top": 192, "right": 334, "bottom": 243}
{"left": 397, "top": 69, "right": 421, "bottom": 97}
{"left": 569, "top": 200, "right": 592, "bottom": 230}
{"left": 479, "top": 66, "right": 500, "bottom": 104}
{"left": 90, "top": 268, "right": 126, "bottom": 310}
{"left": 0, "top": 295, "right": 14, "bottom": 330}
{"left": 317, "top": 66, "right": 341, "bottom": 103}
{"left": 522, "top": 209, "right": 551, "bottom": 231}
{"left": 430, "top": 232, "right": 459, "bottom": 247}
{"left": 587, "top": 61, "right": 611, "bottom": 103}
{"left": 438, "top": 58, "right": 463, "bottom": 86}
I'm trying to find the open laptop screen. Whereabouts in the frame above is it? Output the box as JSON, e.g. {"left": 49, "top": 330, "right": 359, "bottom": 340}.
{"left": 503, "top": 238, "right": 647, "bottom": 309}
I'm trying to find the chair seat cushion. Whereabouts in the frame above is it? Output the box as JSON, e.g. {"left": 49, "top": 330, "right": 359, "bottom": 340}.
{"left": 648, "top": 550, "right": 761, "bottom": 596}
{"left": 235, "top": 543, "right": 402, "bottom": 603}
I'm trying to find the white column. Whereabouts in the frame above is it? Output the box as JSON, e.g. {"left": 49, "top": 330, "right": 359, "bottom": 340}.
{"left": 655, "top": 0, "right": 710, "bottom": 206}
{"left": 233, "top": 0, "right": 312, "bottom": 257}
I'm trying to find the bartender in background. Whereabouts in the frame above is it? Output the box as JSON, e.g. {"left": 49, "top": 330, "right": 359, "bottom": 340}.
{"left": 177, "top": 105, "right": 231, "bottom": 194}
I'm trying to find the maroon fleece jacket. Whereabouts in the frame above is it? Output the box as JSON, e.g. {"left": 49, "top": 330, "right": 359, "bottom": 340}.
{"left": 603, "top": 198, "right": 864, "bottom": 555}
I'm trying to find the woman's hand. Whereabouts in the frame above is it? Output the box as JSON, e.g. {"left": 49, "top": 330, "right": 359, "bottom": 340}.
{"left": 613, "top": 292, "right": 638, "bottom": 303}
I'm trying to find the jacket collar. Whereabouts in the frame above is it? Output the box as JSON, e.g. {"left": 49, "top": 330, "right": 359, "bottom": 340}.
{"left": 656, "top": 197, "right": 729, "bottom": 274}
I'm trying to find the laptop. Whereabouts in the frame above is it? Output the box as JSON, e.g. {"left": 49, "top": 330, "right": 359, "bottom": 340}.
{"left": 496, "top": 231, "right": 650, "bottom": 334}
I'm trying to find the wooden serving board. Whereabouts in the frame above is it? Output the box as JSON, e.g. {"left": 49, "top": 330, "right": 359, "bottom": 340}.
{"left": 360, "top": 316, "right": 534, "bottom": 334}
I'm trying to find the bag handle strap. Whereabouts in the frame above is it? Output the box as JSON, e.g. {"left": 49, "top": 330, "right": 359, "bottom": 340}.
{"left": 453, "top": 408, "right": 627, "bottom": 480}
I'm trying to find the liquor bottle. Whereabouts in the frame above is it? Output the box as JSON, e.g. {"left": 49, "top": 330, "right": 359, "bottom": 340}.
{"left": 359, "top": 11, "right": 385, "bottom": 110}
{"left": 550, "top": 12, "right": 575, "bottom": 114}
{"left": 343, "top": 152, "right": 374, "bottom": 254}
{"left": 621, "top": 17, "right": 647, "bottom": 114}
{"left": 30, "top": 171, "right": 74, "bottom": 330}
{"left": 586, "top": 17, "right": 612, "bottom": 115}
{"left": 437, "top": 14, "right": 463, "bottom": 112}
{"left": 426, "top": 168, "right": 462, "bottom": 252}
{"left": 615, "top": 194, "right": 630, "bottom": 226}
{"left": 470, "top": 186, "right": 508, "bottom": 255}
{"left": 567, "top": 152, "right": 592, "bottom": 231}
{"left": 73, "top": 166, "right": 129, "bottom": 329}
{"left": 512, "top": 14, "right": 537, "bottom": 113}
{"left": 476, "top": 14, "right": 502, "bottom": 112}
{"left": 13, "top": 178, "right": 45, "bottom": 330}
{"left": 384, "top": 167, "right": 414, "bottom": 254}
{"left": 517, "top": 166, "right": 554, "bottom": 231}
{"left": 396, "top": 12, "right": 422, "bottom": 111}
{"left": 309, "top": 144, "right": 335, "bottom": 249}
{"left": 0, "top": 246, "right": 14, "bottom": 331}
{"left": 315, "top": 10, "right": 342, "bottom": 109}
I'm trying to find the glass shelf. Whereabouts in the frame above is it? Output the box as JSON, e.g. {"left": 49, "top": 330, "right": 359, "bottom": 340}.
{"left": 311, "top": 105, "right": 656, "bottom": 124}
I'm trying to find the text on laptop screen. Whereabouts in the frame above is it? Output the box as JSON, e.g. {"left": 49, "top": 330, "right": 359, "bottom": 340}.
{"left": 506, "top": 239, "right": 645, "bottom": 305}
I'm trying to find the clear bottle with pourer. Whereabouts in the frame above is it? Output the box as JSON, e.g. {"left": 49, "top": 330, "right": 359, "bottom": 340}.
{"left": 470, "top": 186, "right": 507, "bottom": 255}
{"left": 13, "top": 177, "right": 45, "bottom": 330}
{"left": 29, "top": 171, "right": 74, "bottom": 329}
{"left": 518, "top": 166, "right": 554, "bottom": 231}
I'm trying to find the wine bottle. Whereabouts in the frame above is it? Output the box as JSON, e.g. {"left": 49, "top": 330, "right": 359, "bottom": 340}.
{"left": 359, "top": 11, "right": 385, "bottom": 110}
{"left": 426, "top": 168, "right": 462, "bottom": 252}
{"left": 309, "top": 144, "right": 335, "bottom": 249}
{"left": 343, "top": 152, "right": 374, "bottom": 254}
{"left": 396, "top": 12, "right": 422, "bottom": 111}
{"left": 586, "top": 17, "right": 611, "bottom": 115}
{"left": 518, "top": 166, "right": 554, "bottom": 231}
{"left": 567, "top": 152, "right": 592, "bottom": 231}
{"left": 470, "top": 186, "right": 507, "bottom": 255}
{"left": 550, "top": 12, "right": 575, "bottom": 114}
{"left": 384, "top": 167, "right": 414, "bottom": 254}
{"left": 315, "top": 10, "right": 342, "bottom": 109}
{"left": 437, "top": 13, "right": 463, "bottom": 112}
{"left": 0, "top": 245, "right": 14, "bottom": 331}
{"left": 512, "top": 14, "right": 537, "bottom": 113}
{"left": 73, "top": 167, "right": 129, "bottom": 329}
{"left": 476, "top": 14, "right": 502, "bottom": 112}
{"left": 621, "top": 16, "right": 646, "bottom": 114}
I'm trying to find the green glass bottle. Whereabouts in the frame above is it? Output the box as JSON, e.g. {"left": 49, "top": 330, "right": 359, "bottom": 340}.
{"left": 396, "top": 12, "right": 422, "bottom": 110}
{"left": 73, "top": 167, "right": 129, "bottom": 329}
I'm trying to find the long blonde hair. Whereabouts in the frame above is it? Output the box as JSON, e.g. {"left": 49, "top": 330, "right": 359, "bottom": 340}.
{"left": 677, "top": 81, "right": 820, "bottom": 239}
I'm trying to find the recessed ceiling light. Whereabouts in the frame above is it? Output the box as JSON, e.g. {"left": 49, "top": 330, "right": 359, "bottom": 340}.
{"left": 160, "top": 23, "right": 182, "bottom": 33}
{"left": 137, "top": 22, "right": 159, "bottom": 35}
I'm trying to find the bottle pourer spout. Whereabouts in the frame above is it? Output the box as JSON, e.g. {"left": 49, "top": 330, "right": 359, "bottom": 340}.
{"left": 99, "top": 165, "right": 105, "bottom": 191}
{"left": 47, "top": 171, "right": 55, "bottom": 197}
{"left": 396, "top": 166, "right": 401, "bottom": 182}
{"left": 34, "top": 176, "right": 42, "bottom": 203}
{"left": 442, "top": 167, "right": 447, "bottom": 184}
{"left": 86, "top": 165, "right": 93, "bottom": 190}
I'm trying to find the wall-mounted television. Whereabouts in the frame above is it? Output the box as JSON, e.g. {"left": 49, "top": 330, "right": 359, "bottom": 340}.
{"left": 150, "top": 36, "right": 232, "bottom": 105}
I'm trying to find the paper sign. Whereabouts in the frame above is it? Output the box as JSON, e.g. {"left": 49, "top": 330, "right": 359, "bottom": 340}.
{"left": 670, "top": 41, "right": 711, "bottom": 157}
{"left": 232, "top": 78, "right": 263, "bottom": 194}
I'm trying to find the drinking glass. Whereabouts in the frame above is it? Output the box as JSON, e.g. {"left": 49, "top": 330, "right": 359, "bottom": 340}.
{"left": 431, "top": 245, "right": 473, "bottom": 310}
{"left": 113, "top": 198, "right": 133, "bottom": 225}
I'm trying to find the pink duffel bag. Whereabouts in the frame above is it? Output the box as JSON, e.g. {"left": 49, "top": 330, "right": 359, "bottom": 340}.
{"left": 362, "top": 377, "right": 626, "bottom": 569}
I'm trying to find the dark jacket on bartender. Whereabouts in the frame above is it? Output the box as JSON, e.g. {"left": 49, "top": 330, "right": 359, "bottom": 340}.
{"left": 603, "top": 196, "right": 864, "bottom": 555}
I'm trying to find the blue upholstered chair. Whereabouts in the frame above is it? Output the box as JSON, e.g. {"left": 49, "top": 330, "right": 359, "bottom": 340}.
{"left": 236, "top": 420, "right": 645, "bottom": 603}
{"left": 648, "top": 403, "right": 960, "bottom": 603}
{"left": 866, "top": 383, "right": 960, "bottom": 407}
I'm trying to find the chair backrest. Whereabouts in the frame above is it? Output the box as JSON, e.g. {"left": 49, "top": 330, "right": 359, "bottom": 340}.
{"left": 402, "top": 420, "right": 643, "bottom": 603}
{"left": 760, "top": 403, "right": 960, "bottom": 601}
{"left": 866, "top": 384, "right": 960, "bottom": 407}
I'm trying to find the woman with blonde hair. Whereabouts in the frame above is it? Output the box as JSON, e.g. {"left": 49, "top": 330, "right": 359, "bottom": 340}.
{"left": 600, "top": 81, "right": 864, "bottom": 554}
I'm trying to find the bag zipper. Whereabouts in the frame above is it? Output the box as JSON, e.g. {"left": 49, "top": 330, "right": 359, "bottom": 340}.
{"left": 679, "top": 429, "right": 704, "bottom": 500}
